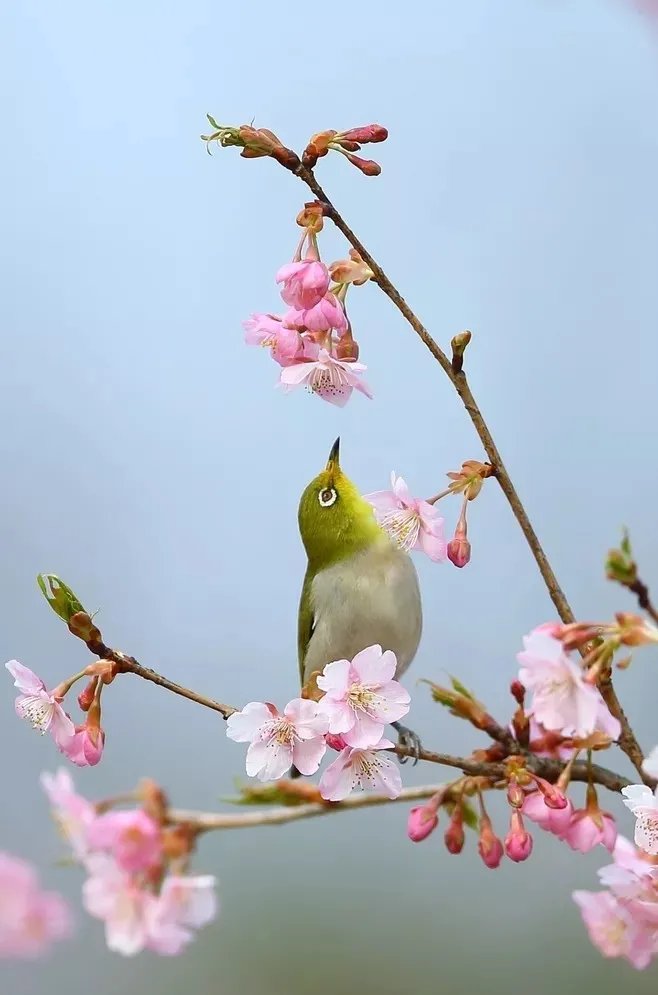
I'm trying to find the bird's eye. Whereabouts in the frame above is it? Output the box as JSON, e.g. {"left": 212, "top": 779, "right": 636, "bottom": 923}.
{"left": 318, "top": 487, "right": 337, "bottom": 508}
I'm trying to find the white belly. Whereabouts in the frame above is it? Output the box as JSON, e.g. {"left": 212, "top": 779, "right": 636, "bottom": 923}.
{"left": 303, "top": 542, "right": 422, "bottom": 684}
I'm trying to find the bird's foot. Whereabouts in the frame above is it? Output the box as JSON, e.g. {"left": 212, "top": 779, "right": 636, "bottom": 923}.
{"left": 392, "top": 721, "right": 422, "bottom": 765}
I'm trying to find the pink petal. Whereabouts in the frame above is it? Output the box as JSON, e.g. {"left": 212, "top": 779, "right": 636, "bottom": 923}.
{"left": 318, "top": 749, "right": 355, "bottom": 801}
{"left": 292, "top": 736, "right": 327, "bottom": 775}
{"left": 5, "top": 660, "right": 45, "bottom": 694}
{"left": 634, "top": 808, "right": 658, "bottom": 856}
{"left": 316, "top": 659, "right": 351, "bottom": 696}
{"left": 418, "top": 526, "right": 447, "bottom": 562}
{"left": 364, "top": 490, "right": 399, "bottom": 514}
{"left": 245, "top": 739, "right": 291, "bottom": 781}
{"left": 350, "top": 645, "right": 394, "bottom": 684}
{"left": 226, "top": 702, "right": 275, "bottom": 743}
{"left": 371, "top": 755, "right": 403, "bottom": 799}
{"left": 279, "top": 361, "right": 316, "bottom": 387}
{"left": 342, "top": 711, "right": 386, "bottom": 749}
{"left": 50, "top": 706, "right": 76, "bottom": 749}
{"left": 284, "top": 698, "right": 329, "bottom": 737}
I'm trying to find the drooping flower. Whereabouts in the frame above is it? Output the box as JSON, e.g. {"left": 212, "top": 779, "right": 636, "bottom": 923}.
{"left": 87, "top": 810, "right": 163, "bottom": 874}
{"left": 243, "top": 313, "right": 303, "bottom": 367}
{"left": 145, "top": 875, "right": 218, "bottom": 956}
{"left": 276, "top": 260, "right": 330, "bottom": 310}
{"left": 504, "top": 810, "right": 533, "bottom": 862}
{"left": 319, "top": 737, "right": 402, "bottom": 801}
{"left": 562, "top": 791, "right": 617, "bottom": 854}
{"left": 622, "top": 784, "right": 658, "bottom": 856}
{"left": 316, "top": 645, "right": 410, "bottom": 749}
{"left": 40, "top": 768, "right": 97, "bottom": 860}
{"left": 365, "top": 473, "right": 446, "bottom": 561}
{"left": 279, "top": 348, "right": 372, "bottom": 407}
{"left": 6, "top": 660, "right": 75, "bottom": 751}
{"left": 0, "top": 852, "right": 73, "bottom": 959}
{"left": 64, "top": 723, "right": 105, "bottom": 767}
{"left": 517, "top": 627, "right": 621, "bottom": 739}
{"left": 226, "top": 698, "right": 328, "bottom": 781}
{"left": 572, "top": 890, "right": 655, "bottom": 970}
{"left": 522, "top": 789, "right": 574, "bottom": 836}
{"left": 285, "top": 293, "right": 348, "bottom": 335}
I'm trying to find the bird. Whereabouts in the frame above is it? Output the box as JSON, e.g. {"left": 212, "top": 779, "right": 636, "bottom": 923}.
{"left": 295, "top": 437, "right": 422, "bottom": 770}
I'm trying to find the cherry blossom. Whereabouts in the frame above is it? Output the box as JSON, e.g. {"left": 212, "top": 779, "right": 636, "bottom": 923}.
{"left": 226, "top": 698, "right": 328, "bottom": 781}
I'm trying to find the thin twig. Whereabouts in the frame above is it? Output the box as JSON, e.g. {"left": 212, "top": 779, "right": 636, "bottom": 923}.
{"left": 169, "top": 784, "right": 440, "bottom": 831}
{"left": 293, "top": 163, "right": 650, "bottom": 785}
{"left": 629, "top": 577, "right": 658, "bottom": 626}
{"left": 85, "top": 637, "right": 236, "bottom": 719}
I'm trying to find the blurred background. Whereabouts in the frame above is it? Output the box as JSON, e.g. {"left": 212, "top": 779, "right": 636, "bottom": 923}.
{"left": 2, "top": 0, "right": 658, "bottom": 991}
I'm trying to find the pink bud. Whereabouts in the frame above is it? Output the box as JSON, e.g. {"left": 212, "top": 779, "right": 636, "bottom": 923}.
{"left": 447, "top": 536, "right": 471, "bottom": 568}
{"left": 407, "top": 804, "right": 439, "bottom": 843}
{"left": 504, "top": 811, "right": 533, "bottom": 862}
{"left": 342, "top": 152, "right": 381, "bottom": 176}
{"left": 444, "top": 807, "right": 465, "bottom": 854}
{"left": 534, "top": 776, "right": 568, "bottom": 810}
{"left": 325, "top": 733, "right": 348, "bottom": 752}
{"left": 339, "top": 125, "right": 389, "bottom": 145}
{"left": 478, "top": 815, "right": 504, "bottom": 869}
{"left": 509, "top": 680, "right": 525, "bottom": 706}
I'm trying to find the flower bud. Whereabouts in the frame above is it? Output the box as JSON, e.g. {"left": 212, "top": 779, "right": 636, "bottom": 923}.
{"left": 506, "top": 777, "right": 525, "bottom": 809}
{"left": 407, "top": 804, "right": 439, "bottom": 843}
{"left": 337, "top": 125, "right": 388, "bottom": 145}
{"left": 342, "top": 152, "right": 381, "bottom": 176}
{"left": 325, "top": 733, "right": 348, "bottom": 752}
{"left": 447, "top": 500, "right": 471, "bottom": 568}
{"left": 450, "top": 331, "right": 472, "bottom": 373}
{"left": 605, "top": 531, "right": 636, "bottom": 587}
{"left": 478, "top": 815, "right": 504, "bottom": 869}
{"left": 510, "top": 680, "right": 525, "bottom": 706}
{"left": 444, "top": 806, "right": 465, "bottom": 854}
{"left": 533, "top": 775, "right": 568, "bottom": 810}
{"left": 504, "top": 811, "right": 533, "bottom": 862}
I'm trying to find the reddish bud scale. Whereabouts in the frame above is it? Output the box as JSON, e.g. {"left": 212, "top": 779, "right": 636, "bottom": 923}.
{"left": 77, "top": 677, "right": 98, "bottom": 712}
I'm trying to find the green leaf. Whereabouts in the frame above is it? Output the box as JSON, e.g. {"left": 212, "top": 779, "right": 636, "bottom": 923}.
{"left": 206, "top": 113, "right": 220, "bottom": 129}
{"left": 37, "top": 574, "right": 87, "bottom": 622}
{"left": 449, "top": 675, "right": 475, "bottom": 701}
{"left": 461, "top": 800, "right": 478, "bottom": 831}
{"left": 620, "top": 528, "right": 632, "bottom": 558}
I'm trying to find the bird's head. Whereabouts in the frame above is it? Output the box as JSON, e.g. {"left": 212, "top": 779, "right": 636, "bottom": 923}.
{"left": 298, "top": 438, "right": 382, "bottom": 568}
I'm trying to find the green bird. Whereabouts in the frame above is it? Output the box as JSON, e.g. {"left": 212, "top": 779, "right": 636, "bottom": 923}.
{"left": 295, "top": 438, "right": 422, "bottom": 765}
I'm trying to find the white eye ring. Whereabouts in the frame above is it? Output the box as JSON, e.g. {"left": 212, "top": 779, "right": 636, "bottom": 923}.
{"left": 318, "top": 487, "right": 337, "bottom": 507}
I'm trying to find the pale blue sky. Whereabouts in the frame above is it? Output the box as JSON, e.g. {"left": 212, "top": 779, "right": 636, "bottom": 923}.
{"left": 2, "top": 1, "right": 658, "bottom": 993}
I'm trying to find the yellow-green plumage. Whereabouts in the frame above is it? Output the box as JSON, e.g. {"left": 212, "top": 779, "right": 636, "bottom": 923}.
{"left": 297, "top": 439, "right": 422, "bottom": 687}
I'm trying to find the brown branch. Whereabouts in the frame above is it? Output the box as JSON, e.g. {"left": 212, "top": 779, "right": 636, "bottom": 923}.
{"left": 629, "top": 577, "right": 658, "bottom": 626}
{"left": 293, "top": 163, "right": 650, "bottom": 786}
{"left": 85, "top": 637, "right": 236, "bottom": 719}
{"left": 169, "top": 751, "right": 630, "bottom": 832}
{"left": 170, "top": 783, "right": 441, "bottom": 831}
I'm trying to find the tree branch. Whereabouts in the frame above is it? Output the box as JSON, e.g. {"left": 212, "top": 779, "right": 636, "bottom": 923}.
{"left": 293, "top": 163, "right": 650, "bottom": 786}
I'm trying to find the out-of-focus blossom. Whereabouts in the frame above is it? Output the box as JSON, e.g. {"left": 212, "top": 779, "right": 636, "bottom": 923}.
{"left": 87, "top": 810, "right": 163, "bottom": 874}
{"left": 41, "top": 768, "right": 96, "bottom": 860}
{"left": 572, "top": 890, "right": 654, "bottom": 970}
{"left": 0, "top": 852, "right": 73, "bottom": 959}
{"left": 517, "top": 627, "right": 621, "bottom": 739}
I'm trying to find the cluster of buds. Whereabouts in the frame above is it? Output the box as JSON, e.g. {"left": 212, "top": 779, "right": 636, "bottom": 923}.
{"left": 546, "top": 613, "right": 658, "bottom": 680}
{"left": 302, "top": 124, "right": 389, "bottom": 175}
{"left": 244, "top": 204, "right": 374, "bottom": 406}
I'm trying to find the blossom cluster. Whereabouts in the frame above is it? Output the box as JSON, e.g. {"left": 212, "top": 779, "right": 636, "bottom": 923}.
{"left": 40, "top": 769, "right": 217, "bottom": 957}
{"left": 0, "top": 852, "right": 72, "bottom": 958}
{"left": 244, "top": 218, "right": 373, "bottom": 407}
{"left": 226, "top": 645, "right": 410, "bottom": 801}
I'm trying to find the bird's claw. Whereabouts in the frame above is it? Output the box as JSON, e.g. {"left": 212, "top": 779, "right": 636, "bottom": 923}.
{"left": 392, "top": 722, "right": 422, "bottom": 765}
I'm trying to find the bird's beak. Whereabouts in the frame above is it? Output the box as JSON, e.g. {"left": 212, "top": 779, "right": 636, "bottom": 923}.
{"left": 326, "top": 437, "right": 340, "bottom": 473}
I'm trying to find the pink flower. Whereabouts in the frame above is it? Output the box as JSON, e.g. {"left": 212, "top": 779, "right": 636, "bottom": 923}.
{"left": 285, "top": 293, "right": 348, "bottom": 335}
{"left": 226, "top": 698, "right": 328, "bottom": 781}
{"left": 279, "top": 348, "right": 372, "bottom": 407}
{"left": 0, "top": 852, "right": 73, "bottom": 958}
{"left": 365, "top": 473, "right": 446, "bottom": 561}
{"left": 504, "top": 811, "right": 533, "bottom": 862}
{"left": 562, "top": 807, "right": 617, "bottom": 854}
{"left": 146, "top": 876, "right": 218, "bottom": 956}
{"left": 319, "top": 738, "right": 402, "bottom": 801}
{"left": 572, "top": 890, "right": 654, "bottom": 970}
{"left": 316, "top": 645, "right": 410, "bottom": 749}
{"left": 276, "top": 260, "right": 330, "bottom": 310}
{"left": 622, "top": 784, "right": 658, "bottom": 856}
{"left": 517, "top": 628, "right": 621, "bottom": 739}
{"left": 243, "top": 313, "right": 303, "bottom": 367}
{"left": 83, "top": 858, "right": 217, "bottom": 957}
{"left": 64, "top": 723, "right": 105, "bottom": 767}
{"left": 6, "top": 660, "right": 75, "bottom": 751}
{"left": 40, "top": 768, "right": 96, "bottom": 860}
{"left": 87, "top": 810, "right": 163, "bottom": 873}
{"left": 407, "top": 802, "right": 439, "bottom": 842}
{"left": 522, "top": 790, "right": 574, "bottom": 836}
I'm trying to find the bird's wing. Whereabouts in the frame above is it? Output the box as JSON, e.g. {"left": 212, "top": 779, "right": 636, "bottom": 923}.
{"left": 297, "top": 568, "right": 316, "bottom": 685}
